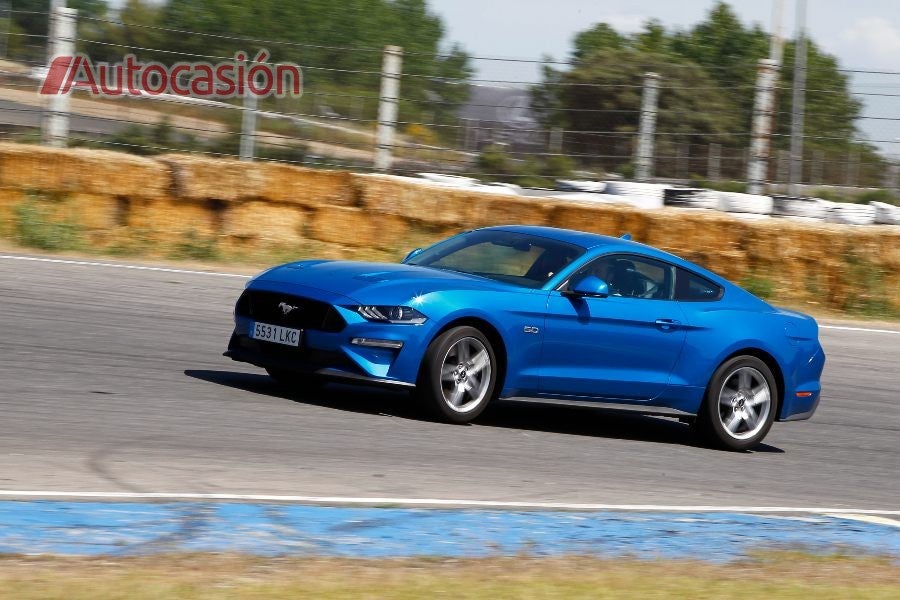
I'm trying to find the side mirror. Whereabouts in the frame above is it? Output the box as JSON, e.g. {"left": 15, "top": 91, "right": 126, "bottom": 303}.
{"left": 566, "top": 275, "right": 609, "bottom": 299}
{"left": 403, "top": 248, "right": 423, "bottom": 263}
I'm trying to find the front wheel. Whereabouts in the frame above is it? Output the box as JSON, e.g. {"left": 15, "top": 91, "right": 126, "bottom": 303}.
{"left": 695, "top": 356, "right": 777, "bottom": 451}
{"left": 416, "top": 326, "right": 497, "bottom": 423}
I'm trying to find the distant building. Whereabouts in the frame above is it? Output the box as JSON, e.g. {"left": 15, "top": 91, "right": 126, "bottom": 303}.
{"left": 457, "top": 85, "right": 542, "bottom": 152}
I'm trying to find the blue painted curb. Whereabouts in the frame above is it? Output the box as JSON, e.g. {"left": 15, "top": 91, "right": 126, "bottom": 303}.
{"left": 0, "top": 501, "right": 897, "bottom": 559}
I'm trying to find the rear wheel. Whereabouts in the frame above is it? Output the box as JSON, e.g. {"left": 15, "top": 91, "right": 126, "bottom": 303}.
{"left": 265, "top": 368, "right": 323, "bottom": 393}
{"left": 417, "top": 326, "right": 497, "bottom": 423}
{"left": 695, "top": 356, "right": 777, "bottom": 451}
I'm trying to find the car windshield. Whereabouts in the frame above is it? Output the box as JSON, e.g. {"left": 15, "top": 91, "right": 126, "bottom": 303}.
{"left": 405, "top": 230, "right": 585, "bottom": 289}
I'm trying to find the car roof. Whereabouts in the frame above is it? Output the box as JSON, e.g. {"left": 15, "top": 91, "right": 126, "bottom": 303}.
{"left": 482, "top": 225, "right": 730, "bottom": 286}
{"left": 484, "top": 225, "right": 617, "bottom": 249}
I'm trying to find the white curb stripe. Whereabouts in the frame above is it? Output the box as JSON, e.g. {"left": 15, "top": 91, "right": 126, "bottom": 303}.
{"left": 0, "top": 255, "right": 251, "bottom": 278}
{"left": 824, "top": 513, "right": 900, "bottom": 528}
{"left": 819, "top": 325, "right": 900, "bottom": 335}
{"left": 0, "top": 490, "right": 897, "bottom": 516}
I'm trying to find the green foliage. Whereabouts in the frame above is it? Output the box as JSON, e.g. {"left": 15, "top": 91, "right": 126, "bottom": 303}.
{"left": 131, "top": 0, "right": 470, "bottom": 125}
{"left": 9, "top": 0, "right": 471, "bottom": 133}
{"left": 690, "top": 177, "right": 747, "bottom": 193}
{"left": 534, "top": 1, "right": 880, "bottom": 178}
{"left": 856, "top": 189, "right": 898, "bottom": 207}
{"left": 842, "top": 252, "right": 897, "bottom": 318}
{"left": 14, "top": 197, "right": 83, "bottom": 251}
{"left": 170, "top": 230, "right": 220, "bottom": 261}
{"left": 476, "top": 144, "right": 516, "bottom": 178}
{"left": 810, "top": 187, "right": 899, "bottom": 206}
{"left": 10, "top": 0, "right": 108, "bottom": 62}
{"left": 476, "top": 144, "right": 574, "bottom": 188}
{"left": 101, "top": 118, "right": 201, "bottom": 155}
{"left": 573, "top": 23, "right": 626, "bottom": 59}
{"left": 741, "top": 274, "right": 775, "bottom": 300}
{"left": 534, "top": 45, "right": 742, "bottom": 173}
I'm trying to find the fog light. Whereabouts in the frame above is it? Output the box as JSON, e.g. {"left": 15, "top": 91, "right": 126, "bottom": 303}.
{"left": 351, "top": 338, "right": 404, "bottom": 350}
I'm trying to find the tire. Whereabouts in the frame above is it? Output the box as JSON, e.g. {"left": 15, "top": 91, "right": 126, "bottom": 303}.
{"left": 694, "top": 356, "right": 778, "bottom": 451}
{"left": 416, "top": 326, "right": 498, "bottom": 424}
{"left": 265, "top": 368, "right": 323, "bottom": 393}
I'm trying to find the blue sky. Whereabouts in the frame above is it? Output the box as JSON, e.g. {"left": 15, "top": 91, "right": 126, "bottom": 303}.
{"left": 429, "top": 0, "right": 900, "bottom": 156}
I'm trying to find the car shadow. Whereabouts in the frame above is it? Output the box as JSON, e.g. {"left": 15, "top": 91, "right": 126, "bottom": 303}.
{"left": 184, "top": 369, "right": 785, "bottom": 453}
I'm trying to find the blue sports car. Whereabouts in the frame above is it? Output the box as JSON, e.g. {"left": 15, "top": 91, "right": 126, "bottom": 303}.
{"left": 226, "top": 225, "right": 824, "bottom": 450}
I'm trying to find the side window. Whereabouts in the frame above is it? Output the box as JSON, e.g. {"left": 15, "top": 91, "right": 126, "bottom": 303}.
{"left": 675, "top": 268, "right": 723, "bottom": 301}
{"left": 569, "top": 255, "right": 674, "bottom": 300}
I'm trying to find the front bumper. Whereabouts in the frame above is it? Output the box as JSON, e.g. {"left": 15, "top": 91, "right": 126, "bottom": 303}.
{"left": 225, "top": 300, "right": 435, "bottom": 388}
{"left": 224, "top": 332, "right": 418, "bottom": 388}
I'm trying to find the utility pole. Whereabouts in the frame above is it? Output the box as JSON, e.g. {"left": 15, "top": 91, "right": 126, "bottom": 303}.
{"left": 789, "top": 0, "right": 808, "bottom": 195}
{"left": 747, "top": 0, "right": 786, "bottom": 194}
{"left": 41, "top": 4, "right": 76, "bottom": 148}
{"left": 375, "top": 45, "right": 403, "bottom": 172}
{"left": 634, "top": 72, "right": 660, "bottom": 181}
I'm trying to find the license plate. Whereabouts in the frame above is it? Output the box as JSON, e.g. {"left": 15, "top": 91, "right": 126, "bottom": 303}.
{"left": 250, "top": 322, "right": 302, "bottom": 347}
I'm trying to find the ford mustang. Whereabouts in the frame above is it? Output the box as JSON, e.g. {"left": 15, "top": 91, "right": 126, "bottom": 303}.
{"left": 225, "top": 225, "right": 825, "bottom": 450}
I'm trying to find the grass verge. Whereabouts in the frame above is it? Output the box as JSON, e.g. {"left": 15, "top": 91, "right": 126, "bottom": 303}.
{"left": 0, "top": 553, "right": 896, "bottom": 599}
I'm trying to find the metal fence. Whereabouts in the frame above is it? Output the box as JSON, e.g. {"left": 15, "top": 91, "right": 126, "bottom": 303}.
{"left": 0, "top": 6, "right": 897, "bottom": 198}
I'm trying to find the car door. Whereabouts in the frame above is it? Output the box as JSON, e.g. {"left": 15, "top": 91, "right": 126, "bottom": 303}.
{"left": 539, "top": 254, "right": 687, "bottom": 401}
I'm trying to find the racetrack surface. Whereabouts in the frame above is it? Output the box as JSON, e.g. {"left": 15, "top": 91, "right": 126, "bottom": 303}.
{"left": 1, "top": 255, "right": 898, "bottom": 509}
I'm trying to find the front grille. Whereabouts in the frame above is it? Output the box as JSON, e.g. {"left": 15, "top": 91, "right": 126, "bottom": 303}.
{"left": 236, "top": 290, "right": 346, "bottom": 332}
{"left": 228, "top": 334, "right": 358, "bottom": 373}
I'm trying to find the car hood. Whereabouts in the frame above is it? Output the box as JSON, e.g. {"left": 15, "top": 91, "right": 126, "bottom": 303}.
{"left": 251, "top": 260, "right": 520, "bottom": 303}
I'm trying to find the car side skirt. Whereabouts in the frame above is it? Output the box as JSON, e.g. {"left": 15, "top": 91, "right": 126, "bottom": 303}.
{"left": 500, "top": 396, "right": 694, "bottom": 418}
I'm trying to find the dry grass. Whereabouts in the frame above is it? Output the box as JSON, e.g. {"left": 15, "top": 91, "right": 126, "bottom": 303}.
{"left": 0, "top": 553, "right": 896, "bottom": 599}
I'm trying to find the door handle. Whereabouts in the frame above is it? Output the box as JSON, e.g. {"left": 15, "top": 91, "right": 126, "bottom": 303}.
{"left": 655, "top": 319, "right": 681, "bottom": 330}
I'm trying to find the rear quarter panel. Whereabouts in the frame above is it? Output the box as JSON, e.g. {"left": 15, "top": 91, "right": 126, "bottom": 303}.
{"left": 673, "top": 296, "right": 824, "bottom": 420}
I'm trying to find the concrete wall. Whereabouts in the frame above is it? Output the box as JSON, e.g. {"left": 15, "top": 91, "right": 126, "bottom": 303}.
{"left": 0, "top": 143, "right": 897, "bottom": 314}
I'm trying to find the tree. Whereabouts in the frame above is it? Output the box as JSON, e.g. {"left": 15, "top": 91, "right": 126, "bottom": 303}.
{"left": 550, "top": 46, "right": 741, "bottom": 172}
{"left": 9, "top": 0, "right": 110, "bottom": 62}
{"left": 572, "top": 23, "right": 625, "bottom": 60}
{"left": 533, "top": 1, "right": 876, "bottom": 178}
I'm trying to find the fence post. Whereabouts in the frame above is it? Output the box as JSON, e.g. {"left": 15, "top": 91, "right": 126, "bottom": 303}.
{"left": 708, "top": 143, "right": 721, "bottom": 181}
{"left": 777, "top": 149, "right": 790, "bottom": 188}
{"left": 812, "top": 150, "right": 824, "bottom": 186}
{"left": 41, "top": 5, "right": 76, "bottom": 148}
{"left": 788, "top": 0, "right": 808, "bottom": 195}
{"left": 375, "top": 45, "right": 403, "bottom": 172}
{"left": 634, "top": 72, "right": 660, "bottom": 181}
{"left": 847, "top": 151, "right": 860, "bottom": 187}
{"left": 747, "top": 59, "right": 779, "bottom": 194}
{"left": 886, "top": 158, "right": 899, "bottom": 195}
{"left": 0, "top": 0, "right": 10, "bottom": 59}
{"left": 549, "top": 127, "right": 563, "bottom": 155}
{"left": 675, "top": 143, "right": 689, "bottom": 179}
{"left": 239, "top": 80, "right": 258, "bottom": 161}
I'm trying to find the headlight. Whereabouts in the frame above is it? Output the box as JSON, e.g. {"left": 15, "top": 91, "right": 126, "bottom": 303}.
{"left": 356, "top": 306, "right": 427, "bottom": 324}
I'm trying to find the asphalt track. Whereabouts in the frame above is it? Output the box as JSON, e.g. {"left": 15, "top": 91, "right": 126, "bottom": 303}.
{"left": 1, "top": 254, "right": 898, "bottom": 511}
